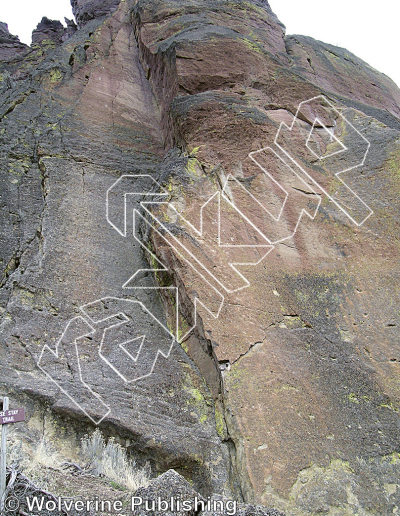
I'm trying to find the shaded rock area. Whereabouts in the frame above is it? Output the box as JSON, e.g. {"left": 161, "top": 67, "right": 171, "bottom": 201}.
{"left": 31, "top": 18, "right": 67, "bottom": 47}
{"left": 1, "top": 0, "right": 399, "bottom": 515}
{"left": 2, "top": 467, "right": 69, "bottom": 516}
{"left": 0, "top": 22, "right": 29, "bottom": 62}
{"left": 64, "top": 17, "right": 78, "bottom": 40}
{"left": 133, "top": 470, "right": 285, "bottom": 516}
{"left": 0, "top": 0, "right": 232, "bottom": 500}
{"left": 71, "top": 0, "right": 122, "bottom": 28}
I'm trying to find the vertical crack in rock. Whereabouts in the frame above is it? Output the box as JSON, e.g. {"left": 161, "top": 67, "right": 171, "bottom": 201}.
{"left": 141, "top": 250, "right": 248, "bottom": 500}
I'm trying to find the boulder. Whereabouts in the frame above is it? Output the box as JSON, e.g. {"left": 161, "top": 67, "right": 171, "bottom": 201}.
{"left": 133, "top": 469, "right": 205, "bottom": 515}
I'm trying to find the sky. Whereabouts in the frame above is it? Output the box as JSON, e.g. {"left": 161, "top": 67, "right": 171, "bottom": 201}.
{"left": 269, "top": 0, "right": 400, "bottom": 87}
{"left": 1, "top": 0, "right": 399, "bottom": 88}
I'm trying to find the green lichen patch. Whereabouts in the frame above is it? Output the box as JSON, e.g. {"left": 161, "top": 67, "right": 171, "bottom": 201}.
{"left": 214, "top": 404, "right": 225, "bottom": 438}
{"left": 385, "top": 143, "right": 400, "bottom": 189}
{"left": 184, "top": 383, "right": 211, "bottom": 425}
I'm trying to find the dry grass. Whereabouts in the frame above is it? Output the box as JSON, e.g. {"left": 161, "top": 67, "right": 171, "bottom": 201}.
{"left": 33, "top": 438, "right": 62, "bottom": 469}
{"left": 5, "top": 427, "right": 150, "bottom": 494}
{"left": 81, "top": 429, "right": 151, "bottom": 492}
{"left": 7, "top": 435, "right": 62, "bottom": 492}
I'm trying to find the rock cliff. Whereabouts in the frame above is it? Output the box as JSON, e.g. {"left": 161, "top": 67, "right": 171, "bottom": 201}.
{"left": 0, "top": 23, "right": 29, "bottom": 62}
{"left": 1, "top": 1, "right": 399, "bottom": 514}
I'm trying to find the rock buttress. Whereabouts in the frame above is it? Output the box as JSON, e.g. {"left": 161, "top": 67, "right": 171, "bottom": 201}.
{"left": 132, "top": 0, "right": 400, "bottom": 514}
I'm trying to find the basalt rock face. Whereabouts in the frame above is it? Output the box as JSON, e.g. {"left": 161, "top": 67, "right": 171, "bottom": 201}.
{"left": 0, "top": 23, "right": 29, "bottom": 62}
{"left": 64, "top": 17, "right": 78, "bottom": 39}
{"left": 0, "top": 23, "right": 21, "bottom": 45}
{"left": 284, "top": 34, "right": 400, "bottom": 128}
{"left": 71, "top": 0, "right": 122, "bottom": 27}
{"left": 0, "top": 1, "right": 233, "bottom": 501}
{"left": 1, "top": 1, "right": 400, "bottom": 515}
{"left": 31, "top": 18, "right": 66, "bottom": 47}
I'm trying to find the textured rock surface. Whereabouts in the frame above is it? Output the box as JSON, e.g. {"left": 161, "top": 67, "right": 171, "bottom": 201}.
{"left": 134, "top": 469, "right": 205, "bottom": 515}
{"left": 71, "top": 0, "right": 122, "bottom": 27}
{"left": 0, "top": 22, "right": 29, "bottom": 62}
{"left": 133, "top": 469, "right": 285, "bottom": 516}
{"left": 202, "top": 504, "right": 285, "bottom": 516}
{"left": 132, "top": 0, "right": 400, "bottom": 513}
{"left": 285, "top": 34, "right": 400, "bottom": 128}
{"left": 1, "top": 0, "right": 400, "bottom": 515}
{"left": 31, "top": 18, "right": 66, "bottom": 46}
{"left": 0, "top": 1, "right": 232, "bottom": 499}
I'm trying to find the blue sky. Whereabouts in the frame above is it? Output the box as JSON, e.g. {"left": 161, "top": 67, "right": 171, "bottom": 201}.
{"left": 2, "top": 0, "right": 399, "bottom": 88}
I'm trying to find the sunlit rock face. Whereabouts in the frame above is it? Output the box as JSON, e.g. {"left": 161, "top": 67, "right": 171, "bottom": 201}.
{"left": 1, "top": 1, "right": 399, "bottom": 514}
